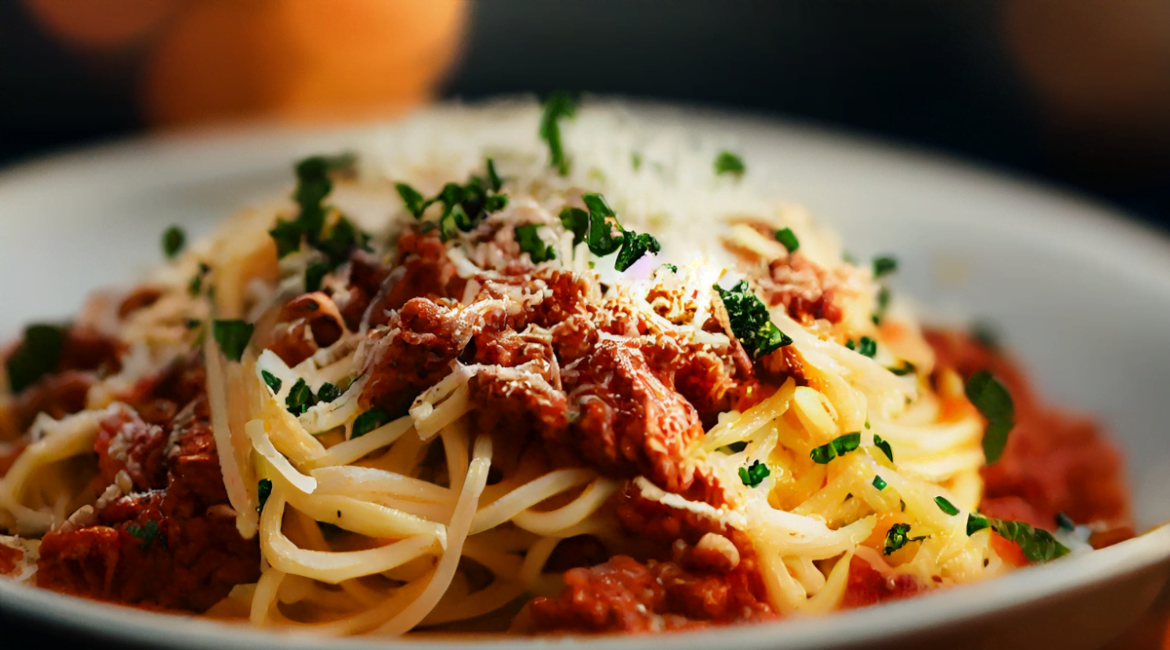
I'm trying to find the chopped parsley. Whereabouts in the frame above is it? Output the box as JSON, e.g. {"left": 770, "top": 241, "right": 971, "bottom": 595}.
{"left": 967, "top": 513, "right": 1070, "bottom": 563}
{"left": 726, "top": 441, "right": 748, "bottom": 453}
{"left": 285, "top": 378, "right": 315, "bottom": 415}
{"left": 631, "top": 152, "right": 642, "bottom": 170}
{"left": 774, "top": 227, "right": 800, "bottom": 253}
{"left": 395, "top": 161, "right": 509, "bottom": 242}
{"left": 888, "top": 361, "right": 916, "bottom": 376}
{"left": 738, "top": 460, "right": 770, "bottom": 488}
{"left": 809, "top": 432, "right": 862, "bottom": 464}
{"left": 261, "top": 370, "right": 282, "bottom": 395}
{"left": 352, "top": 407, "right": 389, "bottom": 438}
{"left": 872, "top": 434, "right": 894, "bottom": 462}
{"left": 562, "top": 193, "right": 661, "bottom": 272}
{"left": 539, "top": 92, "right": 579, "bottom": 175}
{"left": 5, "top": 323, "right": 66, "bottom": 394}
{"left": 316, "top": 382, "right": 341, "bottom": 403}
{"left": 883, "top": 523, "right": 926, "bottom": 555}
{"left": 846, "top": 336, "right": 877, "bottom": 358}
{"left": 873, "top": 255, "right": 898, "bottom": 277}
{"left": 1055, "top": 512, "right": 1075, "bottom": 532}
{"left": 188, "top": 273, "right": 203, "bottom": 296}
{"left": 126, "top": 519, "right": 164, "bottom": 551}
{"left": 270, "top": 153, "right": 357, "bottom": 259}
{"left": 872, "top": 475, "right": 888, "bottom": 491}
{"left": 515, "top": 224, "right": 557, "bottom": 263}
{"left": 714, "top": 151, "right": 745, "bottom": 176}
{"left": 714, "top": 280, "right": 792, "bottom": 358}
{"left": 872, "top": 286, "right": 891, "bottom": 325}
{"left": 934, "top": 496, "right": 960, "bottom": 516}
{"left": 965, "top": 370, "right": 1015, "bottom": 464}
{"left": 212, "top": 319, "right": 253, "bottom": 362}
{"left": 257, "top": 478, "right": 272, "bottom": 512}
{"left": 304, "top": 261, "right": 331, "bottom": 293}
{"left": 662, "top": 263, "right": 678, "bottom": 273}
{"left": 162, "top": 225, "right": 185, "bottom": 258}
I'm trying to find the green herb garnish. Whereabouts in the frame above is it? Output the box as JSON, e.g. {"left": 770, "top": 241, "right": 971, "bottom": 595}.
{"left": 212, "top": 319, "right": 253, "bottom": 362}
{"left": 809, "top": 432, "right": 862, "bottom": 464}
{"left": 847, "top": 336, "right": 877, "bottom": 358}
{"left": 726, "top": 441, "right": 748, "bottom": 453}
{"left": 873, "top": 256, "right": 898, "bottom": 277}
{"left": 738, "top": 460, "right": 770, "bottom": 488}
{"left": 304, "top": 261, "right": 330, "bottom": 293}
{"left": 563, "top": 193, "right": 661, "bottom": 272}
{"left": 316, "top": 382, "right": 341, "bottom": 403}
{"left": 162, "top": 225, "right": 185, "bottom": 259}
{"left": 883, "top": 522, "right": 926, "bottom": 555}
{"left": 662, "top": 264, "right": 678, "bottom": 273}
{"left": 352, "top": 407, "right": 389, "bottom": 438}
{"left": 1056, "top": 512, "right": 1075, "bottom": 532}
{"left": 714, "top": 151, "right": 745, "bottom": 176}
{"left": 516, "top": 224, "right": 557, "bottom": 263}
{"left": 889, "top": 361, "right": 916, "bottom": 376}
{"left": 935, "top": 496, "right": 960, "bottom": 516}
{"left": 261, "top": 370, "right": 282, "bottom": 395}
{"left": 965, "top": 370, "right": 1015, "bottom": 464}
{"left": 269, "top": 153, "right": 356, "bottom": 258}
{"left": 965, "top": 513, "right": 1069, "bottom": 563}
{"left": 775, "top": 227, "right": 800, "bottom": 253}
{"left": 5, "top": 323, "right": 66, "bottom": 394}
{"left": 126, "top": 519, "right": 164, "bottom": 551}
{"left": 872, "top": 286, "right": 891, "bottom": 325}
{"left": 396, "top": 183, "right": 428, "bottom": 218}
{"left": 395, "top": 162, "right": 509, "bottom": 241}
{"left": 285, "top": 378, "right": 315, "bottom": 415}
{"left": 872, "top": 434, "right": 894, "bottom": 462}
{"left": 714, "top": 280, "right": 792, "bottom": 358}
{"left": 872, "top": 475, "right": 887, "bottom": 491}
{"left": 257, "top": 478, "right": 273, "bottom": 513}
{"left": 539, "top": 92, "right": 579, "bottom": 175}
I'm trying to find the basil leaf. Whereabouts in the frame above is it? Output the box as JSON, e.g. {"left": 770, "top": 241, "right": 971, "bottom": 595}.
{"left": 965, "top": 370, "right": 1015, "bottom": 464}
{"left": 212, "top": 319, "right": 253, "bottom": 362}
{"left": 162, "top": 225, "right": 185, "bottom": 259}
{"left": 539, "top": 92, "right": 579, "bottom": 175}
{"left": 352, "top": 407, "right": 389, "bottom": 439}
{"left": 991, "top": 519, "right": 1070, "bottom": 564}
{"left": 714, "top": 280, "right": 793, "bottom": 358}
{"left": 775, "top": 227, "right": 800, "bottom": 253}
{"left": 5, "top": 323, "right": 67, "bottom": 394}
{"left": 714, "top": 151, "right": 745, "bottom": 176}
{"left": 261, "top": 370, "right": 282, "bottom": 395}
{"left": 516, "top": 224, "right": 557, "bottom": 263}
{"left": 810, "top": 432, "right": 862, "bottom": 464}
{"left": 935, "top": 496, "right": 960, "bottom": 516}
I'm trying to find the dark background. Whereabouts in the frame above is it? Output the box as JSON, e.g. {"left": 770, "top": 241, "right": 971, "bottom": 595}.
{"left": 2, "top": 1, "right": 1169, "bottom": 648}
{"left": 1, "top": 0, "right": 1168, "bottom": 226}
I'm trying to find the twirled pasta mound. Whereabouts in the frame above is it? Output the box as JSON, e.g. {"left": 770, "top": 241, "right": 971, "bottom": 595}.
{"left": 0, "top": 100, "right": 1131, "bottom": 636}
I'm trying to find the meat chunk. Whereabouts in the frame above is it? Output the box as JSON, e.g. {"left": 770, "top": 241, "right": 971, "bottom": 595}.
{"left": 756, "top": 255, "right": 841, "bottom": 324}
{"left": 93, "top": 408, "right": 168, "bottom": 492}
{"left": 361, "top": 298, "right": 479, "bottom": 417}
{"left": 530, "top": 555, "right": 775, "bottom": 633}
{"left": 365, "top": 228, "right": 463, "bottom": 327}
{"left": 336, "top": 249, "right": 391, "bottom": 330}
{"left": 557, "top": 336, "right": 707, "bottom": 496}
{"left": 0, "top": 543, "right": 22, "bottom": 575}
{"left": 841, "top": 555, "right": 924, "bottom": 608}
{"left": 264, "top": 292, "right": 346, "bottom": 367}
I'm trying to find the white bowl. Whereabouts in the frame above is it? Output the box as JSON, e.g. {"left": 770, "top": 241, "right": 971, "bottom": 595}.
{"left": 2, "top": 104, "right": 1169, "bottom": 650}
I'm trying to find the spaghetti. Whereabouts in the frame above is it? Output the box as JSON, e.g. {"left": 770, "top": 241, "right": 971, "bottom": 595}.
{"left": 0, "top": 99, "right": 1132, "bottom": 635}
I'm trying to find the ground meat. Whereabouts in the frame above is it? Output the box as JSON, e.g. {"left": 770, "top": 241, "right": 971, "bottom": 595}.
{"left": 558, "top": 336, "right": 708, "bottom": 497}
{"left": 756, "top": 255, "right": 842, "bottom": 324}
{"left": 11, "top": 371, "right": 93, "bottom": 432}
{"left": 37, "top": 502, "right": 258, "bottom": 612}
{"left": 118, "top": 353, "right": 206, "bottom": 426}
{"left": 365, "top": 227, "right": 464, "bottom": 327}
{"left": 530, "top": 555, "right": 775, "bottom": 633}
{"left": 37, "top": 367, "right": 259, "bottom": 612}
{"left": 264, "top": 292, "right": 346, "bottom": 367}
{"left": 361, "top": 297, "right": 482, "bottom": 417}
{"left": 841, "top": 556, "right": 924, "bottom": 608}
{"left": 336, "top": 249, "right": 391, "bottom": 330}
{"left": 93, "top": 408, "right": 168, "bottom": 492}
{"left": 57, "top": 327, "right": 124, "bottom": 376}
{"left": 468, "top": 365, "right": 568, "bottom": 475}
{"left": 925, "top": 329, "right": 1131, "bottom": 529}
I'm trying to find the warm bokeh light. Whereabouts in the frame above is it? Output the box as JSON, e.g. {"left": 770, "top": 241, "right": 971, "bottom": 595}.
{"left": 23, "top": 0, "right": 467, "bottom": 126}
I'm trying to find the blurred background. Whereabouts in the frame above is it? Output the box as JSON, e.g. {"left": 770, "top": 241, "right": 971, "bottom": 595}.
{"left": 0, "top": 0, "right": 1168, "bottom": 227}
{"left": 0, "top": 1, "right": 1169, "bottom": 647}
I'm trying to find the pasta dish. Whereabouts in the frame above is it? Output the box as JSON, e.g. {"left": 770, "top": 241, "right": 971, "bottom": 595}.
{"left": 0, "top": 99, "right": 1133, "bottom": 636}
